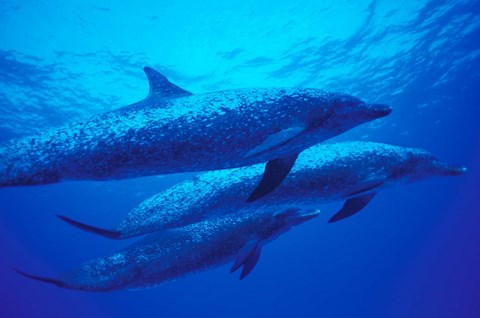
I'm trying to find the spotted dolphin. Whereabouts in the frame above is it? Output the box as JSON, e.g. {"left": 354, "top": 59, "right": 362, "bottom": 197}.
{"left": 0, "top": 67, "right": 391, "bottom": 200}
{"left": 16, "top": 208, "right": 320, "bottom": 292}
{"left": 59, "top": 141, "right": 466, "bottom": 239}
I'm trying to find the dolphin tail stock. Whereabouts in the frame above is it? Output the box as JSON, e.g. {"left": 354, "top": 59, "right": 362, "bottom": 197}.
{"left": 57, "top": 215, "right": 122, "bottom": 240}
{"left": 14, "top": 268, "right": 65, "bottom": 288}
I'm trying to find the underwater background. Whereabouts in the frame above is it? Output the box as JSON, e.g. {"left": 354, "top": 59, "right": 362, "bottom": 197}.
{"left": 0, "top": 0, "right": 479, "bottom": 317}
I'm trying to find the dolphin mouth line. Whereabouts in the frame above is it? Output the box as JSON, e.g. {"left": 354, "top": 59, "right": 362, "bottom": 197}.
{"left": 294, "top": 209, "right": 322, "bottom": 223}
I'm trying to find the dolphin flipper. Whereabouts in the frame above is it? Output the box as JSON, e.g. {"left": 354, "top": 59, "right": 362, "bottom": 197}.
{"left": 14, "top": 268, "right": 64, "bottom": 288}
{"left": 345, "top": 180, "right": 384, "bottom": 197}
{"left": 329, "top": 193, "right": 376, "bottom": 223}
{"left": 57, "top": 215, "right": 121, "bottom": 240}
{"left": 231, "top": 240, "right": 259, "bottom": 273}
{"left": 231, "top": 239, "right": 262, "bottom": 279}
{"left": 244, "top": 125, "right": 306, "bottom": 158}
{"left": 143, "top": 67, "right": 192, "bottom": 99}
{"left": 239, "top": 246, "right": 261, "bottom": 280}
{"left": 247, "top": 154, "right": 299, "bottom": 202}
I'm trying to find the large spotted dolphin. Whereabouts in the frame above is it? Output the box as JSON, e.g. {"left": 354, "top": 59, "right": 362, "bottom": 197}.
{"left": 16, "top": 208, "right": 320, "bottom": 292}
{"left": 0, "top": 67, "right": 391, "bottom": 200}
{"left": 59, "top": 141, "right": 466, "bottom": 239}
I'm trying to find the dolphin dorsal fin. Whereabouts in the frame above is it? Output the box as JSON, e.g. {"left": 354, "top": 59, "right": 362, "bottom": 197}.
{"left": 143, "top": 67, "right": 192, "bottom": 99}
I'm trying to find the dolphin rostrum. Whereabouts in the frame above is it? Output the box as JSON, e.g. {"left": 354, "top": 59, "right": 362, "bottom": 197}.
{"left": 0, "top": 67, "right": 391, "bottom": 200}
{"left": 16, "top": 208, "right": 320, "bottom": 292}
{"left": 58, "top": 141, "right": 466, "bottom": 239}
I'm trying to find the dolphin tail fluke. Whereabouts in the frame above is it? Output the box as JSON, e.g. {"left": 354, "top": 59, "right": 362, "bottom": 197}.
{"left": 57, "top": 215, "right": 122, "bottom": 239}
{"left": 14, "top": 268, "right": 65, "bottom": 288}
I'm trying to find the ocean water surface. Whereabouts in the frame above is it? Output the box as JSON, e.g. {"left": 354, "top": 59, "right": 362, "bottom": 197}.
{"left": 1, "top": 0, "right": 479, "bottom": 317}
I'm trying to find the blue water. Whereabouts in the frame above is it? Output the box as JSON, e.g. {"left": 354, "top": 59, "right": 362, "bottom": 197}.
{"left": 1, "top": 0, "right": 479, "bottom": 317}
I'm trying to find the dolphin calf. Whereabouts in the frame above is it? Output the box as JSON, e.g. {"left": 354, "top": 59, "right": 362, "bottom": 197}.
{"left": 16, "top": 208, "right": 320, "bottom": 292}
{"left": 58, "top": 141, "right": 466, "bottom": 239}
{"left": 0, "top": 67, "right": 391, "bottom": 200}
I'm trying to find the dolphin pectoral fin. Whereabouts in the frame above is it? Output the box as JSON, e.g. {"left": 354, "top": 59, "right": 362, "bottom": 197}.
{"left": 143, "top": 67, "right": 192, "bottom": 99}
{"left": 239, "top": 246, "right": 261, "bottom": 280}
{"left": 247, "top": 154, "right": 299, "bottom": 202}
{"left": 344, "top": 180, "right": 384, "bottom": 197}
{"left": 231, "top": 239, "right": 259, "bottom": 273}
{"left": 328, "top": 193, "right": 377, "bottom": 223}
{"left": 230, "top": 241, "right": 262, "bottom": 280}
{"left": 14, "top": 268, "right": 64, "bottom": 288}
{"left": 57, "top": 215, "right": 121, "bottom": 240}
{"left": 244, "top": 125, "right": 306, "bottom": 158}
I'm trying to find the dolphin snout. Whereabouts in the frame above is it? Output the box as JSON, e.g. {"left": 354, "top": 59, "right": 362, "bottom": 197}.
{"left": 450, "top": 166, "right": 468, "bottom": 176}
{"left": 442, "top": 164, "right": 467, "bottom": 176}
{"left": 366, "top": 104, "right": 392, "bottom": 119}
{"left": 432, "top": 161, "right": 467, "bottom": 176}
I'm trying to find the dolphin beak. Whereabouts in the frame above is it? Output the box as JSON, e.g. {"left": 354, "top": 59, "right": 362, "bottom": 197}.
{"left": 450, "top": 166, "right": 468, "bottom": 176}
{"left": 366, "top": 103, "right": 392, "bottom": 119}
{"left": 432, "top": 161, "right": 467, "bottom": 176}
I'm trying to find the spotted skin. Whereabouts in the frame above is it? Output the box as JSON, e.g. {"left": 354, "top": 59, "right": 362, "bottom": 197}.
{"left": 19, "top": 208, "right": 320, "bottom": 292}
{"left": 0, "top": 69, "right": 391, "bottom": 187}
{"left": 110, "top": 141, "right": 465, "bottom": 238}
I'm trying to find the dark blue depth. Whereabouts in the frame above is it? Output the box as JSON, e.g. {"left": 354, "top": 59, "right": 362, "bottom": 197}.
{"left": 0, "top": 1, "right": 479, "bottom": 317}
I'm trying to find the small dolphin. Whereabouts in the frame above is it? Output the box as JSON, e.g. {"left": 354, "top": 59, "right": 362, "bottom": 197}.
{"left": 59, "top": 141, "right": 466, "bottom": 239}
{"left": 0, "top": 67, "right": 391, "bottom": 200}
{"left": 16, "top": 208, "right": 320, "bottom": 292}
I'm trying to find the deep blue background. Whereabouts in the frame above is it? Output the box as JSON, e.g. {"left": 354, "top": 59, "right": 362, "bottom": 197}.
{"left": 1, "top": 1, "right": 479, "bottom": 317}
